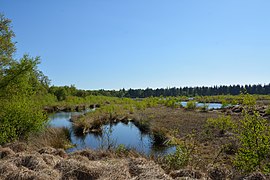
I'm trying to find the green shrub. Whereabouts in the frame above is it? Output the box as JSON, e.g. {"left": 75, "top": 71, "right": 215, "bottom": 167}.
{"left": 234, "top": 111, "right": 270, "bottom": 173}
{"left": 186, "top": 101, "right": 196, "bottom": 110}
{"left": 115, "top": 144, "right": 128, "bottom": 155}
{"left": 206, "top": 115, "right": 235, "bottom": 135}
{"left": 266, "top": 106, "right": 270, "bottom": 115}
{"left": 164, "top": 99, "right": 178, "bottom": 108}
{"left": 221, "top": 99, "right": 230, "bottom": 108}
{"left": 135, "top": 102, "right": 146, "bottom": 110}
{"left": 242, "top": 94, "right": 256, "bottom": 107}
{"left": 0, "top": 97, "right": 47, "bottom": 144}
{"left": 165, "top": 144, "right": 189, "bottom": 170}
{"left": 144, "top": 97, "right": 158, "bottom": 108}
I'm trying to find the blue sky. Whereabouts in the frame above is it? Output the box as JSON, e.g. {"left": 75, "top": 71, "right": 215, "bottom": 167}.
{"left": 1, "top": 0, "right": 270, "bottom": 90}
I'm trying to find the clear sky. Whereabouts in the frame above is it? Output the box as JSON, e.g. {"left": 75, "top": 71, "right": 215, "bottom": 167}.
{"left": 1, "top": 0, "right": 270, "bottom": 90}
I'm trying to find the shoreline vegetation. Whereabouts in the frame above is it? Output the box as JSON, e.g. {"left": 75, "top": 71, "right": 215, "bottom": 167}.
{"left": 9, "top": 95, "right": 270, "bottom": 177}
{"left": 1, "top": 95, "right": 270, "bottom": 179}
{"left": 1, "top": 13, "right": 270, "bottom": 179}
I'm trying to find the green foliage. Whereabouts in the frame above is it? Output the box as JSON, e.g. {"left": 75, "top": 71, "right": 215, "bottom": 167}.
{"left": 143, "top": 97, "right": 159, "bottom": 108}
{"left": 115, "top": 144, "right": 128, "bottom": 155}
{"left": 241, "top": 93, "right": 256, "bottom": 107}
{"left": 186, "top": 101, "right": 196, "bottom": 110}
{"left": 206, "top": 115, "right": 235, "bottom": 135}
{"left": 49, "top": 85, "right": 76, "bottom": 101}
{"left": 0, "top": 96, "right": 47, "bottom": 144}
{"left": 135, "top": 101, "right": 146, "bottom": 110}
{"left": 0, "top": 14, "right": 49, "bottom": 144}
{"left": 266, "top": 106, "right": 270, "bottom": 115}
{"left": 221, "top": 99, "right": 230, "bottom": 108}
{"left": 0, "top": 14, "right": 16, "bottom": 73}
{"left": 164, "top": 98, "right": 178, "bottom": 108}
{"left": 234, "top": 111, "right": 270, "bottom": 173}
{"left": 0, "top": 57, "right": 48, "bottom": 141}
{"left": 0, "top": 56, "right": 49, "bottom": 96}
{"left": 165, "top": 144, "right": 189, "bottom": 170}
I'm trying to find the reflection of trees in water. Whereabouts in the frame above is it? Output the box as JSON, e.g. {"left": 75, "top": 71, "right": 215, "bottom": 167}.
{"left": 61, "top": 116, "right": 175, "bottom": 156}
{"left": 51, "top": 112, "right": 71, "bottom": 119}
{"left": 137, "top": 131, "right": 149, "bottom": 154}
{"left": 98, "top": 124, "right": 117, "bottom": 150}
{"left": 71, "top": 126, "right": 103, "bottom": 149}
{"left": 69, "top": 128, "right": 87, "bottom": 149}
{"left": 72, "top": 126, "right": 86, "bottom": 138}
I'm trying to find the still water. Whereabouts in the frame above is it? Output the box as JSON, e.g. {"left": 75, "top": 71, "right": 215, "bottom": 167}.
{"left": 180, "top": 102, "right": 223, "bottom": 109}
{"left": 48, "top": 110, "right": 175, "bottom": 155}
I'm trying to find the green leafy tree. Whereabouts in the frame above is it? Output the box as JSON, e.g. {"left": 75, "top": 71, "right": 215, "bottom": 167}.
{"left": 0, "top": 14, "right": 48, "bottom": 144}
{"left": 0, "top": 14, "right": 15, "bottom": 75}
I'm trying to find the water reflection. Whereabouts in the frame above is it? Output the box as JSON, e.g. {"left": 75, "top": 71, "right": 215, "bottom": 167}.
{"left": 49, "top": 111, "right": 175, "bottom": 155}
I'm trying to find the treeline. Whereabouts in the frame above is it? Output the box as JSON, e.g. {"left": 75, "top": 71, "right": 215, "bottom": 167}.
{"left": 49, "top": 84, "right": 270, "bottom": 100}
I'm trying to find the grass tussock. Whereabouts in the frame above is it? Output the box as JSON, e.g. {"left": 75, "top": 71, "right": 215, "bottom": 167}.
{"left": 27, "top": 127, "right": 73, "bottom": 150}
{"left": 0, "top": 146, "right": 172, "bottom": 180}
{"left": 72, "top": 104, "right": 139, "bottom": 134}
{"left": 151, "top": 127, "right": 169, "bottom": 146}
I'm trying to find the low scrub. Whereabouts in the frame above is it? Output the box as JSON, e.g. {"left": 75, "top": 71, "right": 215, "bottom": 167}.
{"left": 164, "top": 99, "right": 178, "bottom": 108}
{"left": 0, "top": 97, "right": 47, "bottom": 145}
{"left": 234, "top": 111, "right": 270, "bottom": 173}
{"left": 266, "top": 106, "right": 270, "bottom": 115}
{"left": 186, "top": 101, "right": 196, "bottom": 110}
{"left": 205, "top": 115, "right": 235, "bottom": 136}
{"left": 164, "top": 144, "right": 190, "bottom": 170}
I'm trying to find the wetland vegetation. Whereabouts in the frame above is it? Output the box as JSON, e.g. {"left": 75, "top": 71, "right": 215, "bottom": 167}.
{"left": 1, "top": 13, "right": 270, "bottom": 179}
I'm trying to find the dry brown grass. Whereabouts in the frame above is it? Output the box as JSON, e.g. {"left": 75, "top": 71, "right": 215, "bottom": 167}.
{"left": 0, "top": 146, "right": 173, "bottom": 180}
{"left": 1, "top": 142, "right": 268, "bottom": 179}
{"left": 27, "top": 127, "right": 72, "bottom": 150}
{"left": 141, "top": 106, "right": 243, "bottom": 173}
{"left": 144, "top": 106, "right": 221, "bottom": 137}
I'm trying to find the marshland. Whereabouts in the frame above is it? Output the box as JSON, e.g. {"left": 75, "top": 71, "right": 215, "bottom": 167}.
{"left": 2, "top": 1, "right": 270, "bottom": 179}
